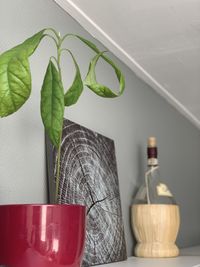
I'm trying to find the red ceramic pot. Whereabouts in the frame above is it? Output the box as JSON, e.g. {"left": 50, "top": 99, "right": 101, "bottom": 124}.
{"left": 0, "top": 204, "right": 86, "bottom": 267}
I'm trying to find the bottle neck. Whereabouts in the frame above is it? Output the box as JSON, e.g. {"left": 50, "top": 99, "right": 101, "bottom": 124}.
{"left": 148, "top": 158, "right": 158, "bottom": 167}
{"left": 147, "top": 146, "right": 158, "bottom": 167}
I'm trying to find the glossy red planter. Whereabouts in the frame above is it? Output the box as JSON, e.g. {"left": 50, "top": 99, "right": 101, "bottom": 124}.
{"left": 0, "top": 204, "right": 86, "bottom": 267}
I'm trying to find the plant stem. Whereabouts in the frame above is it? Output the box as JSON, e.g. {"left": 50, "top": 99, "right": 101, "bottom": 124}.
{"left": 54, "top": 33, "right": 64, "bottom": 203}
{"left": 61, "top": 33, "right": 71, "bottom": 43}
{"left": 56, "top": 36, "right": 62, "bottom": 74}
{"left": 46, "top": 28, "right": 60, "bottom": 41}
{"left": 44, "top": 34, "right": 58, "bottom": 47}
{"left": 55, "top": 134, "right": 62, "bottom": 203}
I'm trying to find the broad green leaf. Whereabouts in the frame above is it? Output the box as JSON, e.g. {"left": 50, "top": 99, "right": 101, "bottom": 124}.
{"left": 64, "top": 50, "right": 83, "bottom": 106}
{"left": 0, "top": 30, "right": 45, "bottom": 117}
{"left": 0, "top": 50, "right": 31, "bottom": 116}
{"left": 41, "top": 60, "right": 64, "bottom": 148}
{"left": 84, "top": 51, "right": 125, "bottom": 98}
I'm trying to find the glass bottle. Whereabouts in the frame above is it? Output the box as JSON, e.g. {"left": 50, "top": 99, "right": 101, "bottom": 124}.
{"left": 134, "top": 137, "right": 176, "bottom": 205}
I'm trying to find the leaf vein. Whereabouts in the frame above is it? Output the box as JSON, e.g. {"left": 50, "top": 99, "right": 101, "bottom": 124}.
{"left": 8, "top": 71, "right": 29, "bottom": 89}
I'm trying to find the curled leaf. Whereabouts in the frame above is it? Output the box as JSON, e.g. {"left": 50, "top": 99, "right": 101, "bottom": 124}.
{"left": 63, "top": 34, "right": 125, "bottom": 98}
{"left": 41, "top": 60, "right": 64, "bottom": 148}
{"left": 70, "top": 34, "right": 125, "bottom": 86}
{"left": 84, "top": 51, "right": 125, "bottom": 98}
{"left": 64, "top": 50, "right": 83, "bottom": 106}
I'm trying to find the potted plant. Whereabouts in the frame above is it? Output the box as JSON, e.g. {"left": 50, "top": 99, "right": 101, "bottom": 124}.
{"left": 0, "top": 28, "right": 125, "bottom": 267}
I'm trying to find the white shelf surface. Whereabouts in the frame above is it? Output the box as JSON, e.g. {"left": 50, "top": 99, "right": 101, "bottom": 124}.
{"left": 0, "top": 247, "right": 199, "bottom": 267}
{"left": 99, "top": 256, "right": 200, "bottom": 267}
{"left": 96, "top": 247, "right": 200, "bottom": 267}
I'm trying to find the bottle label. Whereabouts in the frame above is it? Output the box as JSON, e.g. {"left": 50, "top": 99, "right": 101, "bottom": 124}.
{"left": 157, "top": 183, "right": 173, "bottom": 197}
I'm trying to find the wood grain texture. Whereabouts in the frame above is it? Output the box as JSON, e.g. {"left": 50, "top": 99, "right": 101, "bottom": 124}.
{"left": 46, "top": 119, "right": 127, "bottom": 266}
{"left": 131, "top": 204, "right": 180, "bottom": 258}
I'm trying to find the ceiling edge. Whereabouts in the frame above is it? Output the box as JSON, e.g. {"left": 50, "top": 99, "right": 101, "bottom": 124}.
{"left": 54, "top": 0, "right": 200, "bottom": 130}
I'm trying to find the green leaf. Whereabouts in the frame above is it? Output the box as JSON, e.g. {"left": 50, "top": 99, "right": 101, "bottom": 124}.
{"left": 84, "top": 51, "right": 125, "bottom": 98}
{"left": 71, "top": 35, "right": 100, "bottom": 54}
{"left": 41, "top": 60, "right": 64, "bottom": 148}
{"left": 71, "top": 35, "right": 124, "bottom": 80}
{"left": 20, "top": 29, "right": 46, "bottom": 56}
{"left": 64, "top": 50, "right": 83, "bottom": 106}
{"left": 0, "top": 51, "right": 31, "bottom": 116}
{"left": 65, "top": 34, "right": 125, "bottom": 98}
{"left": 0, "top": 30, "right": 45, "bottom": 117}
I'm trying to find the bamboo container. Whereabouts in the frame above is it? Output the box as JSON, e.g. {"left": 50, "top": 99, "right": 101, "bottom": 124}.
{"left": 131, "top": 204, "right": 180, "bottom": 258}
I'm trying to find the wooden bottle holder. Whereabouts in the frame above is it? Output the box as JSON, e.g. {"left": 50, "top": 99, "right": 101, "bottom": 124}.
{"left": 131, "top": 204, "right": 180, "bottom": 258}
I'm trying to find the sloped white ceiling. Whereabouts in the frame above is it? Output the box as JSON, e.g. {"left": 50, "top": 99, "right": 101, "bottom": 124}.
{"left": 55, "top": 0, "right": 200, "bottom": 129}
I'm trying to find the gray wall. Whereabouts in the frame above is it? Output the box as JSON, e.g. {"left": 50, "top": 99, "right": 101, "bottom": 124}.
{"left": 1, "top": 0, "right": 200, "bottom": 256}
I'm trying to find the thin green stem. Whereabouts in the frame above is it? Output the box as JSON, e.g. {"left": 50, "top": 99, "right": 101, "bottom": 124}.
{"left": 61, "top": 33, "right": 71, "bottom": 43}
{"left": 55, "top": 134, "right": 62, "bottom": 203}
{"left": 44, "top": 34, "right": 59, "bottom": 47}
{"left": 46, "top": 28, "right": 60, "bottom": 41}
{"left": 56, "top": 38, "right": 62, "bottom": 75}
{"left": 54, "top": 34, "right": 64, "bottom": 203}
{"left": 60, "top": 48, "right": 76, "bottom": 62}
{"left": 49, "top": 56, "right": 58, "bottom": 65}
